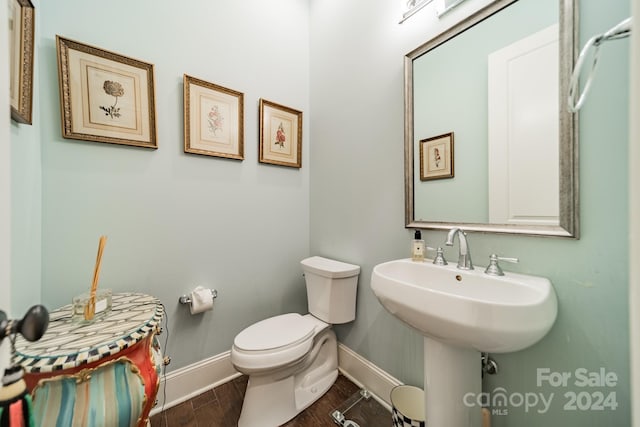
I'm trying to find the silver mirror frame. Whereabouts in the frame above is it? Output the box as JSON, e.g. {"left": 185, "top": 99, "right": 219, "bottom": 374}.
{"left": 404, "top": 0, "right": 579, "bottom": 238}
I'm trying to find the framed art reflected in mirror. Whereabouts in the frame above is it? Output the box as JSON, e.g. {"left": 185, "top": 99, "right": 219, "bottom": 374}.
{"left": 420, "top": 132, "right": 454, "bottom": 181}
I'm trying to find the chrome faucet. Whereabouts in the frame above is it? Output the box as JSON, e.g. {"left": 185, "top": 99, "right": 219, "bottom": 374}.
{"left": 445, "top": 228, "right": 473, "bottom": 270}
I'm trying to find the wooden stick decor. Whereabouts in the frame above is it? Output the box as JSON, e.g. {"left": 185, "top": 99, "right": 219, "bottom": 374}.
{"left": 84, "top": 235, "right": 108, "bottom": 321}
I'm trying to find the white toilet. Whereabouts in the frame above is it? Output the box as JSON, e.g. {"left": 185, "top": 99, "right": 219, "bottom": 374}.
{"left": 230, "top": 256, "right": 360, "bottom": 427}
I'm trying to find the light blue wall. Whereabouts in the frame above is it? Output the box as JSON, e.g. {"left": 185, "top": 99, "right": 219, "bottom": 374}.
{"left": 11, "top": 0, "right": 312, "bottom": 371}
{"left": 10, "top": 0, "right": 41, "bottom": 315}
{"left": 310, "top": 0, "right": 630, "bottom": 426}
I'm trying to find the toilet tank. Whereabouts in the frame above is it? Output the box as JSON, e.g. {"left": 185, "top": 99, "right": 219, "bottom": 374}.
{"left": 300, "top": 256, "right": 360, "bottom": 324}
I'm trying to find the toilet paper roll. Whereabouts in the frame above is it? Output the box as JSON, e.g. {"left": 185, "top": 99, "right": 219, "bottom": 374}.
{"left": 189, "top": 286, "right": 214, "bottom": 315}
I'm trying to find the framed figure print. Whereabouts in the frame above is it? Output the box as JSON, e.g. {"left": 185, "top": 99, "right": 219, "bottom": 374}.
{"left": 183, "top": 74, "right": 244, "bottom": 160}
{"left": 259, "top": 99, "right": 302, "bottom": 168}
{"left": 419, "top": 132, "right": 454, "bottom": 181}
{"left": 56, "top": 36, "right": 157, "bottom": 148}
{"left": 9, "top": 0, "right": 35, "bottom": 124}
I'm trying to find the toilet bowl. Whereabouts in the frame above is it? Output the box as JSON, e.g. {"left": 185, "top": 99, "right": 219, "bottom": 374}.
{"left": 230, "top": 256, "right": 360, "bottom": 427}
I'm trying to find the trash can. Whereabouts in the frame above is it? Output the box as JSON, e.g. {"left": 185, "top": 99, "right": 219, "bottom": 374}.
{"left": 391, "top": 385, "right": 426, "bottom": 427}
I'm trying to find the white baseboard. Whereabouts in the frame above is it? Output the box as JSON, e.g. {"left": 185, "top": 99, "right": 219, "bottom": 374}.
{"left": 150, "top": 351, "right": 241, "bottom": 417}
{"left": 337, "top": 343, "right": 401, "bottom": 411}
{"left": 151, "top": 343, "right": 401, "bottom": 415}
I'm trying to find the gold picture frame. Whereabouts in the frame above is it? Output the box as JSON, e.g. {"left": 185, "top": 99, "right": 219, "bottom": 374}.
{"left": 419, "top": 132, "right": 454, "bottom": 181}
{"left": 56, "top": 36, "right": 157, "bottom": 149}
{"left": 259, "top": 99, "right": 302, "bottom": 168}
{"left": 183, "top": 75, "right": 244, "bottom": 160}
{"left": 9, "top": 0, "right": 35, "bottom": 124}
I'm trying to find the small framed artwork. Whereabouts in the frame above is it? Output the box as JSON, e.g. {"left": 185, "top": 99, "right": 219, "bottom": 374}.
{"left": 259, "top": 99, "right": 302, "bottom": 168}
{"left": 56, "top": 36, "right": 157, "bottom": 149}
{"left": 9, "top": 0, "right": 35, "bottom": 124}
{"left": 419, "top": 132, "right": 454, "bottom": 181}
{"left": 183, "top": 75, "right": 244, "bottom": 160}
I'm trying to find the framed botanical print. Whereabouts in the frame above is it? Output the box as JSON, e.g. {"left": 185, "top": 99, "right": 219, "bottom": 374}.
{"left": 419, "top": 132, "right": 454, "bottom": 181}
{"left": 183, "top": 74, "right": 244, "bottom": 160}
{"left": 9, "top": 0, "right": 35, "bottom": 124}
{"left": 259, "top": 99, "right": 302, "bottom": 168}
{"left": 56, "top": 36, "right": 157, "bottom": 148}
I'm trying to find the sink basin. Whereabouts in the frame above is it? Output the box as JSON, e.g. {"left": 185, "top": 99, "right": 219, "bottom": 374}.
{"left": 371, "top": 258, "right": 558, "bottom": 427}
{"left": 371, "top": 258, "right": 557, "bottom": 352}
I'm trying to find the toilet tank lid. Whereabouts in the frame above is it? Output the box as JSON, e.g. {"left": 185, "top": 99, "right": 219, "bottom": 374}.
{"left": 300, "top": 256, "right": 360, "bottom": 278}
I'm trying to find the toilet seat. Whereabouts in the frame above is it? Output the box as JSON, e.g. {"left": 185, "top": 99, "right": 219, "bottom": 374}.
{"left": 231, "top": 313, "right": 325, "bottom": 372}
{"left": 234, "top": 313, "right": 316, "bottom": 352}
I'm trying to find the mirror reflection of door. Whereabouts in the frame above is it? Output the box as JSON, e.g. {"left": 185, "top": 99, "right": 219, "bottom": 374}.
{"left": 487, "top": 23, "right": 560, "bottom": 226}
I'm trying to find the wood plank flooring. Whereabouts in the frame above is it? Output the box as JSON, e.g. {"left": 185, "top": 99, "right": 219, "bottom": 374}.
{"left": 150, "top": 374, "right": 390, "bottom": 426}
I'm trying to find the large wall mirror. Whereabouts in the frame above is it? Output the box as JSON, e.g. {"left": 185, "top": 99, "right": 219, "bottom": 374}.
{"left": 405, "top": 0, "right": 578, "bottom": 237}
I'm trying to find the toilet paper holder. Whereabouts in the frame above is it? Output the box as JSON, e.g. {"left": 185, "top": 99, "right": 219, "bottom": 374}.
{"left": 178, "top": 289, "right": 218, "bottom": 305}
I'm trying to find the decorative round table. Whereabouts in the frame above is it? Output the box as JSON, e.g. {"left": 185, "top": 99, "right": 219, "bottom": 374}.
{"left": 14, "top": 293, "right": 164, "bottom": 427}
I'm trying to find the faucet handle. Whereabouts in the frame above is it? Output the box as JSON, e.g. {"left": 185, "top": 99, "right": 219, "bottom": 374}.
{"left": 484, "top": 254, "right": 519, "bottom": 276}
{"left": 426, "top": 247, "right": 448, "bottom": 265}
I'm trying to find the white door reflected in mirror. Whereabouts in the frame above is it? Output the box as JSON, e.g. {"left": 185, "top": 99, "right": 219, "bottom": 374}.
{"left": 488, "top": 24, "right": 560, "bottom": 226}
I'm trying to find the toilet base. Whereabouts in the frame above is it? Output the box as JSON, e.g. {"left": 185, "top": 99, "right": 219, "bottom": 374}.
{"left": 237, "top": 328, "right": 338, "bottom": 427}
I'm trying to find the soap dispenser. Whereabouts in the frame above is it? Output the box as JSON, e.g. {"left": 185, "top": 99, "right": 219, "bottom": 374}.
{"left": 411, "top": 230, "right": 425, "bottom": 262}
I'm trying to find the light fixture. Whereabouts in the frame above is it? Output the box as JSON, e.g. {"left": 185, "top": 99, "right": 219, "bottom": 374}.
{"left": 434, "top": 0, "right": 467, "bottom": 17}
{"left": 399, "top": 0, "right": 433, "bottom": 24}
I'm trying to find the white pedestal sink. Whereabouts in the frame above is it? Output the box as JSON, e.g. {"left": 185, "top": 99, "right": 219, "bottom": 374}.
{"left": 371, "top": 258, "right": 557, "bottom": 427}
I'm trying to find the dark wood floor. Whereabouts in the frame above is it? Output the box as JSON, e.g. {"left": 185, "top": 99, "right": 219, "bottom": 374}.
{"left": 150, "top": 374, "right": 390, "bottom": 426}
